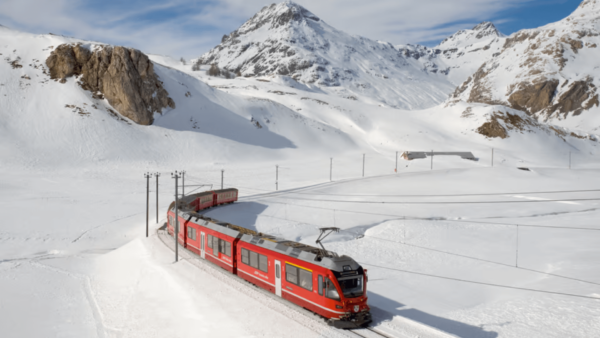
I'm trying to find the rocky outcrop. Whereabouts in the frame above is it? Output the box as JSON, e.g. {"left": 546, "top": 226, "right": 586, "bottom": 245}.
{"left": 477, "top": 111, "right": 544, "bottom": 139}
{"left": 46, "top": 44, "right": 175, "bottom": 125}
{"left": 507, "top": 79, "right": 560, "bottom": 114}
{"left": 549, "top": 79, "right": 599, "bottom": 117}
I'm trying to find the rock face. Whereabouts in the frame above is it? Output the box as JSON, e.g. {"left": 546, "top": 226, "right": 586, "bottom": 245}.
{"left": 46, "top": 44, "right": 175, "bottom": 125}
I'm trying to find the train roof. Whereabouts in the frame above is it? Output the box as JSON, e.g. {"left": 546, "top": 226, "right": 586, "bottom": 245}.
{"left": 174, "top": 208, "right": 360, "bottom": 273}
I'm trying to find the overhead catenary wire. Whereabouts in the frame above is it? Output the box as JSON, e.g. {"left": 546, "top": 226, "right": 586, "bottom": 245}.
{"left": 360, "top": 262, "right": 600, "bottom": 301}
{"left": 247, "top": 199, "right": 600, "bottom": 231}
{"left": 249, "top": 194, "right": 600, "bottom": 205}
{"left": 244, "top": 188, "right": 600, "bottom": 198}
{"left": 363, "top": 234, "right": 600, "bottom": 286}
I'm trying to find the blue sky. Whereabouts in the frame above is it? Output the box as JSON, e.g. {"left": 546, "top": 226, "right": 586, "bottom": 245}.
{"left": 0, "top": 0, "right": 584, "bottom": 58}
{"left": 494, "top": 0, "right": 581, "bottom": 36}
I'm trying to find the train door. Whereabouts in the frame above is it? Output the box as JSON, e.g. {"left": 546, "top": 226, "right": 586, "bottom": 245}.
{"left": 275, "top": 260, "right": 282, "bottom": 297}
{"left": 200, "top": 232, "right": 205, "bottom": 259}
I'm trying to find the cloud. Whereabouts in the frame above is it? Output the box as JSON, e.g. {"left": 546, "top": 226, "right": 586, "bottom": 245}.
{"left": 0, "top": 0, "right": 537, "bottom": 58}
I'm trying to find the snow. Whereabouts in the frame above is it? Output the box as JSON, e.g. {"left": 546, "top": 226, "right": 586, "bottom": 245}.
{"left": 2, "top": 5, "right": 600, "bottom": 338}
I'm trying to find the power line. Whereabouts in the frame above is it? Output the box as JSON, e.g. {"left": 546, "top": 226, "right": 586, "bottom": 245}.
{"left": 247, "top": 188, "right": 600, "bottom": 198}
{"left": 251, "top": 195, "right": 600, "bottom": 205}
{"left": 247, "top": 199, "right": 600, "bottom": 231}
{"left": 360, "top": 262, "right": 600, "bottom": 301}
{"left": 363, "top": 234, "right": 600, "bottom": 286}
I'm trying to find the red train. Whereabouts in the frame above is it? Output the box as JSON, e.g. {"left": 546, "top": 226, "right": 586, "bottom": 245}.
{"left": 166, "top": 188, "right": 372, "bottom": 329}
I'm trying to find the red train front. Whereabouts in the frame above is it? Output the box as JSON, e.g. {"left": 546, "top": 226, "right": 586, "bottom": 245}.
{"left": 165, "top": 188, "right": 372, "bottom": 329}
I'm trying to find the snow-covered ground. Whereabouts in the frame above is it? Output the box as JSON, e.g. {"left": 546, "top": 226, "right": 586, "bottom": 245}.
{"left": 1, "top": 23, "right": 600, "bottom": 338}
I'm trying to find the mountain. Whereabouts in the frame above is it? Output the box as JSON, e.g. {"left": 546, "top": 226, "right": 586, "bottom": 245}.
{"left": 448, "top": 0, "right": 600, "bottom": 132}
{"left": 433, "top": 21, "right": 506, "bottom": 85}
{"left": 392, "top": 22, "right": 506, "bottom": 86}
{"left": 193, "top": 1, "right": 457, "bottom": 110}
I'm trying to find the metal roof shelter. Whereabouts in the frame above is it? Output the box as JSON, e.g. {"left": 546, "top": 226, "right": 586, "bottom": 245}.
{"left": 402, "top": 151, "right": 476, "bottom": 161}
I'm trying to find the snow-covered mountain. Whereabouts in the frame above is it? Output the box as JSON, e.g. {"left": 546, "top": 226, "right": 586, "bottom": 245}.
{"left": 449, "top": 0, "right": 600, "bottom": 132}
{"left": 393, "top": 21, "right": 506, "bottom": 86}
{"left": 193, "top": 1, "right": 457, "bottom": 110}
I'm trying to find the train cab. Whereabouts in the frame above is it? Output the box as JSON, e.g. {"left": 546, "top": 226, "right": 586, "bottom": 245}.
{"left": 319, "top": 256, "right": 371, "bottom": 328}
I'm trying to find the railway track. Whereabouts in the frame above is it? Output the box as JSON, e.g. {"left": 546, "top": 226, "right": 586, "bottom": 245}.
{"left": 349, "top": 327, "right": 396, "bottom": 338}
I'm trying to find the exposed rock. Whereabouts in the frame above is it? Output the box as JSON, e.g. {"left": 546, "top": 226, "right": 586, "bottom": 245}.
{"left": 46, "top": 44, "right": 175, "bottom": 125}
{"left": 549, "top": 79, "right": 598, "bottom": 117}
{"left": 507, "top": 79, "right": 559, "bottom": 114}
{"left": 477, "top": 115, "right": 508, "bottom": 139}
{"left": 477, "top": 111, "right": 543, "bottom": 139}
{"left": 467, "top": 64, "right": 504, "bottom": 105}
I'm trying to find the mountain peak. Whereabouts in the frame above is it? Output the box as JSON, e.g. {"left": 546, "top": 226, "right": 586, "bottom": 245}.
{"left": 471, "top": 21, "right": 502, "bottom": 39}
{"left": 437, "top": 21, "right": 503, "bottom": 49}
{"left": 237, "top": 1, "right": 321, "bottom": 35}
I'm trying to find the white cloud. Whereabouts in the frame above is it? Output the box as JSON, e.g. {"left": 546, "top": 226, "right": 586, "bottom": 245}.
{"left": 0, "top": 0, "right": 534, "bottom": 58}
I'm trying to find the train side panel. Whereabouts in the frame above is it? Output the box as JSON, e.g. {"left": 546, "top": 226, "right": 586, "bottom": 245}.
{"left": 236, "top": 241, "right": 348, "bottom": 320}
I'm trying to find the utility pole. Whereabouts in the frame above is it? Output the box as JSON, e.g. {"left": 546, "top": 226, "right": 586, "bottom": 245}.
{"left": 515, "top": 225, "right": 519, "bottom": 267}
{"left": 171, "top": 171, "right": 181, "bottom": 262}
{"left": 431, "top": 150, "right": 434, "bottom": 170}
{"left": 276, "top": 165, "right": 279, "bottom": 191}
{"left": 155, "top": 172, "right": 160, "bottom": 224}
{"left": 144, "top": 173, "right": 152, "bottom": 237}
{"left": 181, "top": 170, "right": 186, "bottom": 196}
{"left": 362, "top": 154, "right": 365, "bottom": 177}
{"left": 221, "top": 170, "right": 224, "bottom": 189}
{"left": 330, "top": 158, "right": 333, "bottom": 182}
{"left": 492, "top": 148, "right": 494, "bottom": 167}
{"left": 395, "top": 151, "right": 398, "bottom": 173}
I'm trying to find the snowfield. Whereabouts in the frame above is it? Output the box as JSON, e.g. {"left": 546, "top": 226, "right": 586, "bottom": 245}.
{"left": 2, "top": 6, "right": 600, "bottom": 338}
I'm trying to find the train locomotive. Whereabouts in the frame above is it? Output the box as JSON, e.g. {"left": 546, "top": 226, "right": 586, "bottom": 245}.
{"left": 166, "top": 188, "right": 372, "bottom": 329}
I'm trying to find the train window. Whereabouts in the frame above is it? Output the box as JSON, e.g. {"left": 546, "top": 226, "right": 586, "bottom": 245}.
{"left": 258, "top": 254, "right": 268, "bottom": 273}
{"left": 221, "top": 240, "right": 231, "bottom": 257}
{"left": 207, "top": 235, "right": 213, "bottom": 248}
{"left": 298, "top": 269, "right": 312, "bottom": 291}
{"left": 241, "top": 248, "right": 249, "bottom": 265}
{"left": 276, "top": 264, "right": 280, "bottom": 278}
{"left": 250, "top": 251, "right": 259, "bottom": 269}
{"left": 325, "top": 278, "right": 340, "bottom": 300}
{"left": 187, "top": 227, "right": 192, "bottom": 239}
{"left": 285, "top": 264, "right": 298, "bottom": 284}
{"left": 213, "top": 237, "right": 219, "bottom": 256}
{"left": 318, "top": 275, "right": 323, "bottom": 296}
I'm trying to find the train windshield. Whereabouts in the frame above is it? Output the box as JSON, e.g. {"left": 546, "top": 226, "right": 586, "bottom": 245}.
{"left": 337, "top": 275, "right": 364, "bottom": 298}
